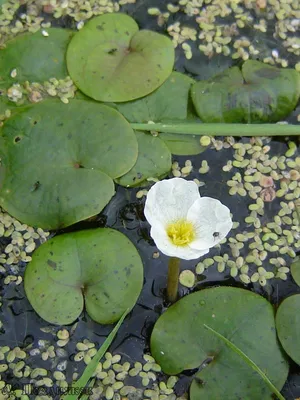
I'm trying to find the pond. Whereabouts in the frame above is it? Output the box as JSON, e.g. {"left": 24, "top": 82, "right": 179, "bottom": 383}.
{"left": 0, "top": 0, "right": 300, "bottom": 399}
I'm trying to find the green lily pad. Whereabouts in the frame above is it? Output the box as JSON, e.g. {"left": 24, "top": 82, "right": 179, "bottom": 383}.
{"left": 0, "top": 28, "right": 73, "bottom": 88}
{"left": 24, "top": 228, "right": 143, "bottom": 325}
{"left": 151, "top": 287, "right": 288, "bottom": 400}
{"left": 159, "top": 132, "right": 206, "bottom": 156}
{"left": 66, "top": 13, "right": 174, "bottom": 102}
{"left": 291, "top": 258, "right": 300, "bottom": 287}
{"left": 116, "top": 131, "right": 171, "bottom": 187}
{"left": 0, "top": 96, "right": 18, "bottom": 116}
{"left": 0, "top": 99, "right": 138, "bottom": 229}
{"left": 113, "top": 71, "right": 205, "bottom": 155}
{"left": 191, "top": 60, "right": 300, "bottom": 123}
{"left": 276, "top": 294, "right": 300, "bottom": 365}
{"left": 115, "top": 72, "right": 194, "bottom": 122}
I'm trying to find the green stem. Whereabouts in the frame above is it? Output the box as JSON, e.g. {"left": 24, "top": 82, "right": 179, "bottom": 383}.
{"left": 131, "top": 122, "right": 300, "bottom": 136}
{"left": 203, "top": 324, "right": 286, "bottom": 400}
{"left": 167, "top": 257, "right": 180, "bottom": 303}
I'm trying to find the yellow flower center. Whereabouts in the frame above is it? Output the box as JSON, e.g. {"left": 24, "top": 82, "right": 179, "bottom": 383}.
{"left": 166, "top": 220, "right": 195, "bottom": 246}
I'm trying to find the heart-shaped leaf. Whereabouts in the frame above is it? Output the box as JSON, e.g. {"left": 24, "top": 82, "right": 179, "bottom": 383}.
{"left": 66, "top": 13, "right": 174, "bottom": 102}
{"left": 24, "top": 228, "right": 143, "bottom": 325}
{"left": 0, "top": 99, "right": 138, "bottom": 229}
{"left": 0, "top": 28, "right": 73, "bottom": 88}
{"left": 116, "top": 131, "right": 171, "bottom": 187}
{"left": 276, "top": 294, "right": 300, "bottom": 366}
{"left": 191, "top": 60, "right": 300, "bottom": 123}
{"left": 151, "top": 287, "right": 288, "bottom": 400}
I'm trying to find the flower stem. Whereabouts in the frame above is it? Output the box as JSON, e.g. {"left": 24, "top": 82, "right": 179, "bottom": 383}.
{"left": 130, "top": 122, "right": 300, "bottom": 136}
{"left": 167, "top": 257, "right": 180, "bottom": 303}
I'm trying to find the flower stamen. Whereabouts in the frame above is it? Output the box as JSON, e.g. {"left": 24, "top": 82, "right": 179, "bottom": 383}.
{"left": 166, "top": 220, "right": 195, "bottom": 246}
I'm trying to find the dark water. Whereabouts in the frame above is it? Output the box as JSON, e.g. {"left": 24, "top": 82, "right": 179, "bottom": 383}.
{"left": 1, "top": 1, "right": 300, "bottom": 399}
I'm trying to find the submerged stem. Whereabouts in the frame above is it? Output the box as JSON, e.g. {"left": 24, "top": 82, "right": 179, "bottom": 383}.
{"left": 167, "top": 257, "right": 180, "bottom": 304}
{"left": 130, "top": 122, "right": 300, "bottom": 136}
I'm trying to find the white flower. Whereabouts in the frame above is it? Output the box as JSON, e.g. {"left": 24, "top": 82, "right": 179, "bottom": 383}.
{"left": 144, "top": 178, "right": 233, "bottom": 260}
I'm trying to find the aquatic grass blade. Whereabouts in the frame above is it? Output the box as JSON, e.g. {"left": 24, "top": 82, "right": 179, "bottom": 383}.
{"left": 203, "top": 323, "right": 285, "bottom": 400}
{"left": 61, "top": 309, "right": 129, "bottom": 400}
{"left": 78, "top": 378, "right": 95, "bottom": 400}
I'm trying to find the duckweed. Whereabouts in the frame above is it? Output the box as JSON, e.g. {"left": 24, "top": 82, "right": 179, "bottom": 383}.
{"left": 179, "top": 270, "right": 196, "bottom": 288}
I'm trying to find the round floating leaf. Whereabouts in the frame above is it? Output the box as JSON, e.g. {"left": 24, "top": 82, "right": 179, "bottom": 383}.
{"left": 66, "top": 13, "right": 175, "bottom": 102}
{"left": 291, "top": 258, "right": 300, "bottom": 287}
{"left": 151, "top": 287, "right": 288, "bottom": 400}
{"left": 116, "top": 131, "right": 171, "bottom": 187}
{"left": 191, "top": 60, "right": 300, "bottom": 123}
{"left": 159, "top": 132, "right": 206, "bottom": 156}
{"left": 0, "top": 28, "right": 73, "bottom": 88}
{"left": 0, "top": 99, "right": 138, "bottom": 229}
{"left": 113, "top": 72, "right": 205, "bottom": 155}
{"left": 24, "top": 228, "right": 143, "bottom": 325}
{"left": 276, "top": 294, "right": 300, "bottom": 365}
{"left": 114, "top": 72, "right": 194, "bottom": 122}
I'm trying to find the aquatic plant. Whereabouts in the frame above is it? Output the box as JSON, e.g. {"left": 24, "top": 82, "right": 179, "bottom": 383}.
{"left": 151, "top": 287, "right": 288, "bottom": 400}
{"left": 24, "top": 229, "right": 143, "bottom": 325}
{"left": 144, "top": 177, "right": 232, "bottom": 301}
{"left": 62, "top": 309, "right": 128, "bottom": 400}
{"left": 276, "top": 294, "right": 300, "bottom": 367}
{"left": 0, "top": 6, "right": 299, "bottom": 400}
{"left": 66, "top": 13, "right": 175, "bottom": 102}
{"left": 144, "top": 178, "right": 232, "bottom": 260}
{"left": 0, "top": 100, "right": 137, "bottom": 229}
